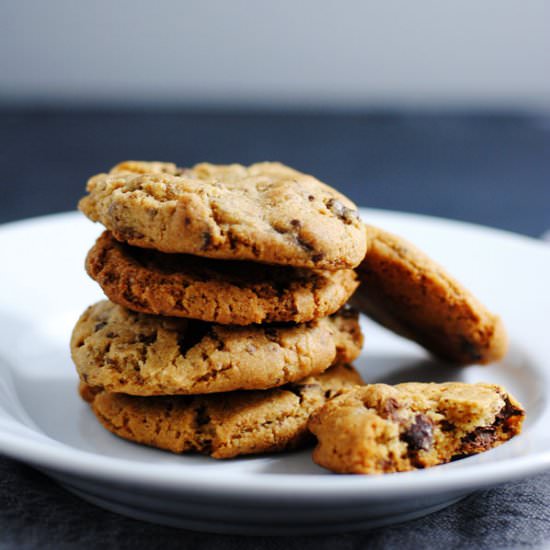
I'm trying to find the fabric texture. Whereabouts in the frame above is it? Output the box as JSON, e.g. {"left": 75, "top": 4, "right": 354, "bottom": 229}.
{"left": 1, "top": 457, "right": 550, "bottom": 549}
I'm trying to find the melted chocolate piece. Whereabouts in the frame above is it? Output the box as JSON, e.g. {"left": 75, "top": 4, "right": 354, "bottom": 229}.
{"left": 401, "top": 414, "right": 434, "bottom": 452}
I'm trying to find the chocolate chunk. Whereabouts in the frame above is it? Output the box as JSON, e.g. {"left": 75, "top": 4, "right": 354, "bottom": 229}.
{"left": 290, "top": 219, "right": 302, "bottom": 229}
{"left": 495, "top": 396, "right": 524, "bottom": 426}
{"left": 94, "top": 321, "right": 107, "bottom": 332}
{"left": 401, "top": 414, "right": 433, "bottom": 451}
{"left": 460, "top": 426, "right": 497, "bottom": 453}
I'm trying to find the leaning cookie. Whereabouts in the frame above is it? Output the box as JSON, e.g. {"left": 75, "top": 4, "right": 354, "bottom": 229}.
{"left": 78, "top": 161, "right": 367, "bottom": 270}
{"left": 352, "top": 225, "right": 507, "bottom": 365}
{"left": 308, "top": 382, "right": 524, "bottom": 474}
{"left": 86, "top": 231, "right": 359, "bottom": 325}
{"left": 71, "top": 300, "right": 363, "bottom": 396}
{"left": 81, "top": 363, "right": 363, "bottom": 459}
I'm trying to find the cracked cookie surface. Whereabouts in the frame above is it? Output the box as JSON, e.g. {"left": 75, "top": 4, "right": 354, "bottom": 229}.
{"left": 80, "top": 363, "right": 363, "bottom": 459}
{"left": 308, "top": 382, "right": 524, "bottom": 474}
{"left": 86, "top": 231, "right": 359, "bottom": 325}
{"left": 78, "top": 161, "right": 367, "bottom": 269}
{"left": 352, "top": 225, "right": 507, "bottom": 365}
{"left": 71, "top": 300, "right": 363, "bottom": 396}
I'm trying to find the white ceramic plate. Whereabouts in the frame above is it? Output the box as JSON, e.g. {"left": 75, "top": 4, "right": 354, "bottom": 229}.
{"left": 1, "top": 209, "right": 549, "bottom": 535}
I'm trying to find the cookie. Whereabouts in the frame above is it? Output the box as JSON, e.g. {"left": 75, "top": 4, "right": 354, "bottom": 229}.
{"left": 86, "top": 231, "right": 359, "bottom": 325}
{"left": 71, "top": 300, "right": 363, "bottom": 396}
{"left": 352, "top": 225, "right": 507, "bottom": 365}
{"left": 78, "top": 161, "right": 367, "bottom": 270}
{"left": 80, "top": 363, "right": 363, "bottom": 459}
{"left": 308, "top": 382, "right": 524, "bottom": 474}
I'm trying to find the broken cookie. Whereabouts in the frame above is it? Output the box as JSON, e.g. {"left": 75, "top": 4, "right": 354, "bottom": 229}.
{"left": 308, "top": 382, "right": 524, "bottom": 474}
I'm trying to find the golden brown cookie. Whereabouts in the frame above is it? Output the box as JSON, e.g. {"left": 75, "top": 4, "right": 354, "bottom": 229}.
{"left": 78, "top": 161, "right": 367, "bottom": 270}
{"left": 308, "top": 382, "right": 524, "bottom": 474}
{"left": 86, "top": 231, "right": 359, "bottom": 325}
{"left": 352, "top": 225, "right": 507, "bottom": 365}
{"left": 81, "top": 363, "right": 363, "bottom": 459}
{"left": 71, "top": 300, "right": 363, "bottom": 396}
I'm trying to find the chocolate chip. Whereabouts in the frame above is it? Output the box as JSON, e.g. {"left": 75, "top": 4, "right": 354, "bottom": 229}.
{"left": 401, "top": 414, "right": 433, "bottom": 452}
{"left": 460, "top": 426, "right": 497, "bottom": 453}
{"left": 290, "top": 219, "right": 302, "bottom": 228}
{"left": 495, "top": 396, "right": 524, "bottom": 425}
{"left": 308, "top": 195, "right": 315, "bottom": 202}
{"left": 94, "top": 321, "right": 107, "bottom": 332}
{"left": 326, "top": 198, "right": 359, "bottom": 225}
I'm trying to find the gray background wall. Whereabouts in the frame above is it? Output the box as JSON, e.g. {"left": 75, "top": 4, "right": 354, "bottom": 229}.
{"left": 1, "top": 0, "right": 549, "bottom": 109}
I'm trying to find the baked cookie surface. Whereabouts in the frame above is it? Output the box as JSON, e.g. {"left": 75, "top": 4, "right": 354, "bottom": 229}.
{"left": 353, "top": 225, "right": 507, "bottom": 365}
{"left": 79, "top": 161, "right": 367, "bottom": 269}
{"left": 308, "top": 382, "right": 524, "bottom": 474}
{"left": 86, "top": 231, "right": 359, "bottom": 325}
{"left": 81, "top": 363, "right": 363, "bottom": 459}
{"left": 71, "top": 301, "right": 363, "bottom": 396}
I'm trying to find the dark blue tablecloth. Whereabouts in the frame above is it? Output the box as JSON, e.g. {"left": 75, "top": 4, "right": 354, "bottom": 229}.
{"left": 1, "top": 110, "right": 549, "bottom": 549}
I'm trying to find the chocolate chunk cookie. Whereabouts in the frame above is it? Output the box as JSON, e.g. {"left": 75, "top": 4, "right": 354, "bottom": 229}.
{"left": 78, "top": 161, "right": 367, "bottom": 269}
{"left": 353, "top": 225, "right": 507, "bottom": 365}
{"left": 71, "top": 301, "right": 363, "bottom": 396}
{"left": 308, "top": 382, "right": 524, "bottom": 474}
{"left": 86, "top": 231, "right": 359, "bottom": 325}
{"left": 81, "top": 363, "right": 363, "bottom": 459}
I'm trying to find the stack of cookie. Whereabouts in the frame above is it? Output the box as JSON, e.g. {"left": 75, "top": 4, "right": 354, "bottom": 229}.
{"left": 71, "top": 159, "right": 525, "bottom": 473}
{"left": 71, "top": 161, "right": 367, "bottom": 458}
